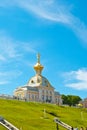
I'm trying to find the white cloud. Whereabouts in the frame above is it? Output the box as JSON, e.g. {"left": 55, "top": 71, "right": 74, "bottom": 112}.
{"left": 0, "top": 32, "right": 37, "bottom": 85}
{"left": 0, "top": 71, "right": 22, "bottom": 77}
{"left": 0, "top": 0, "right": 87, "bottom": 44}
{"left": 69, "top": 17, "right": 87, "bottom": 44}
{"left": 20, "top": 42, "right": 37, "bottom": 54}
{"left": 0, "top": 33, "right": 20, "bottom": 60}
{"left": 16, "top": 0, "right": 72, "bottom": 24}
{"left": 0, "top": 55, "right": 6, "bottom": 61}
{"left": 14, "top": 0, "right": 87, "bottom": 44}
{"left": 0, "top": 81, "right": 9, "bottom": 85}
{"left": 66, "top": 82, "right": 87, "bottom": 90}
{"left": 0, "top": 32, "right": 37, "bottom": 62}
{"left": 0, "top": 71, "right": 22, "bottom": 85}
{"left": 63, "top": 68, "right": 87, "bottom": 90}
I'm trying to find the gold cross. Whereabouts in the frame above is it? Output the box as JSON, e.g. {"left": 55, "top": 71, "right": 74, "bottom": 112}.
{"left": 37, "top": 53, "right": 40, "bottom": 63}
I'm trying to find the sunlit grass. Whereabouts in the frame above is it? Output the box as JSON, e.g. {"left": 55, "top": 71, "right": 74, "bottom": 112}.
{"left": 0, "top": 99, "right": 87, "bottom": 130}
{"left": 0, "top": 125, "right": 7, "bottom": 130}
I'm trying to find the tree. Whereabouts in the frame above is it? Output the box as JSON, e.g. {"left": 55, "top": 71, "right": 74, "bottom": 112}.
{"left": 62, "top": 94, "right": 82, "bottom": 106}
{"left": 62, "top": 94, "right": 68, "bottom": 104}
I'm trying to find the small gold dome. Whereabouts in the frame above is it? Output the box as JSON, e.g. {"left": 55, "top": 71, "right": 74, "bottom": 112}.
{"left": 34, "top": 62, "right": 43, "bottom": 71}
{"left": 34, "top": 53, "right": 44, "bottom": 75}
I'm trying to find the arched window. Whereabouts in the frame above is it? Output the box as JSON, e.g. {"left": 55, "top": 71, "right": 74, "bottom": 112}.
{"left": 31, "top": 80, "right": 34, "bottom": 83}
{"left": 46, "top": 90, "right": 48, "bottom": 94}
{"left": 50, "top": 91, "right": 52, "bottom": 95}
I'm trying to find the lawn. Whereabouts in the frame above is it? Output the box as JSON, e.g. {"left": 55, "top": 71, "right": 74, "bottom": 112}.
{"left": 0, "top": 99, "right": 87, "bottom": 130}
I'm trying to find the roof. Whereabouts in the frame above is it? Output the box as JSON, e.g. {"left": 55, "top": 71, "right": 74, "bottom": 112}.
{"left": 14, "top": 86, "right": 39, "bottom": 92}
{"left": 27, "top": 74, "right": 54, "bottom": 89}
{"left": 54, "top": 91, "right": 60, "bottom": 96}
{"left": 26, "top": 86, "right": 39, "bottom": 92}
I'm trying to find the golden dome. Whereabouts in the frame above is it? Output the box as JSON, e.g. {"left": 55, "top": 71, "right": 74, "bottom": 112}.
{"left": 34, "top": 62, "right": 43, "bottom": 71}
{"left": 34, "top": 53, "right": 44, "bottom": 75}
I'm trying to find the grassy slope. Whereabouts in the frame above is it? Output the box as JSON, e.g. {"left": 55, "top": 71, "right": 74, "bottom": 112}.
{"left": 0, "top": 99, "right": 87, "bottom": 130}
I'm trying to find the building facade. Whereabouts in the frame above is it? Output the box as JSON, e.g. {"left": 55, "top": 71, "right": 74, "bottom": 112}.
{"left": 79, "top": 98, "right": 87, "bottom": 108}
{"left": 14, "top": 54, "right": 62, "bottom": 105}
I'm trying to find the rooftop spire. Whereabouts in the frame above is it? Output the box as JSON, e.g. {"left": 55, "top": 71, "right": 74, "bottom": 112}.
{"left": 34, "top": 53, "right": 44, "bottom": 75}
{"left": 37, "top": 53, "right": 40, "bottom": 63}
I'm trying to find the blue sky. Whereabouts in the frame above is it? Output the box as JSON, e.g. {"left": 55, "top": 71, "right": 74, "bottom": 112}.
{"left": 0, "top": 0, "right": 87, "bottom": 99}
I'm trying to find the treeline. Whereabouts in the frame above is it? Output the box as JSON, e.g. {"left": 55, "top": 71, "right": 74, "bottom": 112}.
{"left": 62, "top": 94, "right": 82, "bottom": 106}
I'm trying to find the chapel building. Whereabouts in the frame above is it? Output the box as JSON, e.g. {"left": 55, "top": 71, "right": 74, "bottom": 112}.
{"left": 14, "top": 54, "right": 62, "bottom": 105}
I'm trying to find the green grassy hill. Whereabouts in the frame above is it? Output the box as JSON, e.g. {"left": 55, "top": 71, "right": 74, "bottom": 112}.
{"left": 0, "top": 99, "right": 87, "bottom": 130}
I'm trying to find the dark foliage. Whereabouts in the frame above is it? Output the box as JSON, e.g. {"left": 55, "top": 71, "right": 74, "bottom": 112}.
{"left": 62, "top": 94, "right": 82, "bottom": 106}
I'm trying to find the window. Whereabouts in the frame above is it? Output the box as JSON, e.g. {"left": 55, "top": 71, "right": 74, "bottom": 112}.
{"left": 42, "top": 95, "right": 44, "bottom": 100}
{"left": 46, "top": 96, "right": 48, "bottom": 100}
{"left": 46, "top": 90, "right": 48, "bottom": 94}
{"left": 42, "top": 90, "right": 44, "bottom": 93}
{"left": 32, "top": 94, "right": 34, "bottom": 99}
{"left": 31, "top": 80, "right": 34, "bottom": 83}
{"left": 50, "top": 96, "right": 52, "bottom": 100}
{"left": 50, "top": 91, "right": 52, "bottom": 95}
